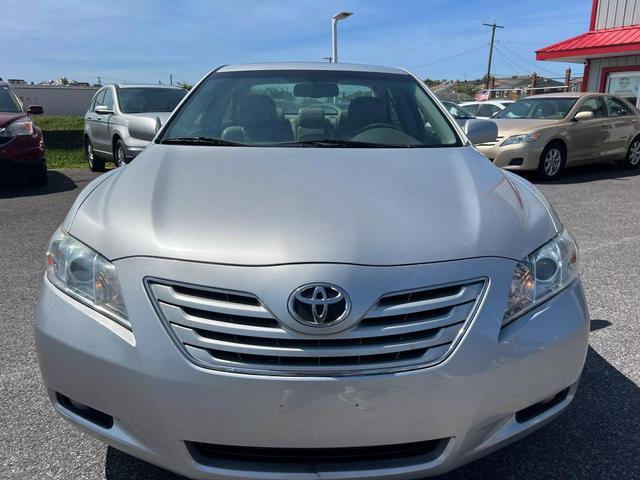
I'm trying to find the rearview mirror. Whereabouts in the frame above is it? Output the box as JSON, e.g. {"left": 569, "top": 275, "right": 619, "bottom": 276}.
{"left": 464, "top": 119, "right": 498, "bottom": 145}
{"left": 128, "top": 116, "right": 161, "bottom": 141}
{"left": 27, "top": 105, "right": 44, "bottom": 115}
{"left": 95, "top": 105, "right": 114, "bottom": 115}
{"left": 573, "top": 111, "right": 594, "bottom": 121}
{"left": 294, "top": 83, "right": 339, "bottom": 98}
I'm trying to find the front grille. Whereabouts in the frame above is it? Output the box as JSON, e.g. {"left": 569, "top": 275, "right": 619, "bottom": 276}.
{"left": 186, "top": 438, "right": 447, "bottom": 469}
{"left": 146, "top": 277, "right": 486, "bottom": 376}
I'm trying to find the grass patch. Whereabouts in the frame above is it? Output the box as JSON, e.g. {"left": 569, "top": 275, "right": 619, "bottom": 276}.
{"left": 47, "top": 148, "right": 86, "bottom": 169}
{"left": 34, "top": 115, "right": 84, "bottom": 131}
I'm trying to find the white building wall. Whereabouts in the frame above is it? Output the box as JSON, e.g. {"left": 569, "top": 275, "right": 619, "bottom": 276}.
{"left": 588, "top": 55, "right": 640, "bottom": 91}
{"left": 595, "top": 0, "right": 640, "bottom": 29}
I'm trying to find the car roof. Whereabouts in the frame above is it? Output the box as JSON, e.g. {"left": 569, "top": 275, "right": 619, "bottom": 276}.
{"left": 216, "top": 62, "right": 409, "bottom": 75}
{"left": 112, "top": 83, "right": 184, "bottom": 90}
{"left": 527, "top": 92, "right": 595, "bottom": 99}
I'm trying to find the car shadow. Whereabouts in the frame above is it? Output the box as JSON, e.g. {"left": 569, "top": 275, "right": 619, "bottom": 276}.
{"left": 104, "top": 334, "right": 639, "bottom": 479}
{"left": 0, "top": 170, "right": 77, "bottom": 199}
{"left": 522, "top": 163, "right": 640, "bottom": 185}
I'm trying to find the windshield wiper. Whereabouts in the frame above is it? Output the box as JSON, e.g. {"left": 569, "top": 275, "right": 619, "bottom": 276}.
{"left": 160, "top": 136, "right": 248, "bottom": 146}
{"left": 274, "top": 139, "right": 398, "bottom": 148}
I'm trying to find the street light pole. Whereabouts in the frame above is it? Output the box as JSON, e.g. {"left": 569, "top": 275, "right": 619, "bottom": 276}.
{"left": 332, "top": 12, "right": 353, "bottom": 63}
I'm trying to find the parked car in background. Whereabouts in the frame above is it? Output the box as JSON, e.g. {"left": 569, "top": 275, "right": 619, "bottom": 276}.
{"left": 0, "top": 80, "right": 46, "bottom": 185}
{"left": 37, "top": 62, "right": 589, "bottom": 480}
{"left": 84, "top": 84, "right": 186, "bottom": 171}
{"left": 476, "top": 92, "right": 640, "bottom": 180}
{"left": 461, "top": 100, "right": 514, "bottom": 118}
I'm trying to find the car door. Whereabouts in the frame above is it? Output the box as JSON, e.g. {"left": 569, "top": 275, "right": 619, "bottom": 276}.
{"left": 603, "top": 96, "right": 637, "bottom": 160}
{"left": 93, "top": 87, "right": 115, "bottom": 155}
{"left": 85, "top": 88, "right": 105, "bottom": 149}
{"left": 567, "top": 96, "right": 609, "bottom": 165}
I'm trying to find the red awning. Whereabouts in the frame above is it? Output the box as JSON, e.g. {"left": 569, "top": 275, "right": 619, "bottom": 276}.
{"left": 537, "top": 24, "right": 640, "bottom": 62}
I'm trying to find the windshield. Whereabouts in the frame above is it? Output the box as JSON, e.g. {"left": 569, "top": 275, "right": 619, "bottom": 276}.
{"left": 0, "top": 86, "right": 22, "bottom": 113}
{"left": 442, "top": 101, "right": 475, "bottom": 119}
{"left": 160, "top": 70, "right": 461, "bottom": 147}
{"left": 495, "top": 97, "right": 577, "bottom": 119}
{"left": 117, "top": 87, "right": 186, "bottom": 113}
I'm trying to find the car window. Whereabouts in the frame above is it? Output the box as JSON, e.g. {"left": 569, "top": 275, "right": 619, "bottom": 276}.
{"left": 0, "top": 85, "right": 22, "bottom": 113}
{"left": 479, "top": 104, "right": 501, "bottom": 117}
{"left": 117, "top": 88, "right": 186, "bottom": 113}
{"left": 102, "top": 88, "right": 114, "bottom": 110}
{"left": 604, "top": 96, "right": 632, "bottom": 117}
{"left": 92, "top": 89, "right": 106, "bottom": 112}
{"left": 463, "top": 103, "right": 480, "bottom": 115}
{"left": 442, "top": 102, "right": 474, "bottom": 119}
{"left": 161, "top": 70, "right": 461, "bottom": 148}
{"left": 577, "top": 97, "right": 605, "bottom": 118}
{"left": 496, "top": 98, "right": 578, "bottom": 119}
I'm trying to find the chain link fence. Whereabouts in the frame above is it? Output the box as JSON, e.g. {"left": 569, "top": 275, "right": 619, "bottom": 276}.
{"left": 13, "top": 85, "right": 98, "bottom": 167}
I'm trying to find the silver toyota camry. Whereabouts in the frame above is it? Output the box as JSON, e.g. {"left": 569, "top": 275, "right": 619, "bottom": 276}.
{"left": 36, "top": 63, "right": 589, "bottom": 480}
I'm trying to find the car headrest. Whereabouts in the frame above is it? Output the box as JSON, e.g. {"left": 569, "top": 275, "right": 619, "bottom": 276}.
{"left": 346, "top": 97, "right": 385, "bottom": 129}
{"left": 298, "top": 108, "right": 327, "bottom": 128}
{"left": 238, "top": 95, "right": 277, "bottom": 125}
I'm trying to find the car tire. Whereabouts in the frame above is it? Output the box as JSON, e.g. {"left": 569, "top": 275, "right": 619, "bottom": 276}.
{"left": 86, "top": 138, "right": 105, "bottom": 172}
{"left": 29, "top": 170, "right": 48, "bottom": 187}
{"left": 622, "top": 137, "right": 640, "bottom": 170}
{"left": 114, "top": 139, "right": 127, "bottom": 168}
{"left": 537, "top": 142, "right": 566, "bottom": 181}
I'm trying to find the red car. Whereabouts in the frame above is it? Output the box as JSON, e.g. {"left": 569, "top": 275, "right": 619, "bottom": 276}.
{"left": 0, "top": 80, "right": 46, "bottom": 186}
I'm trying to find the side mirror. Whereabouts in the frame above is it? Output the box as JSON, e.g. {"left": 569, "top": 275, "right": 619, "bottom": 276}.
{"left": 464, "top": 119, "right": 498, "bottom": 145}
{"left": 128, "top": 116, "right": 161, "bottom": 141}
{"left": 573, "top": 110, "right": 594, "bottom": 121}
{"left": 27, "top": 105, "right": 44, "bottom": 115}
{"left": 95, "top": 105, "right": 114, "bottom": 115}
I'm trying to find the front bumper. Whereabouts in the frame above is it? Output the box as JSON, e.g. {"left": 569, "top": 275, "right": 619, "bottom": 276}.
{"left": 476, "top": 141, "right": 544, "bottom": 171}
{"left": 0, "top": 135, "right": 46, "bottom": 177}
{"left": 36, "top": 256, "right": 589, "bottom": 479}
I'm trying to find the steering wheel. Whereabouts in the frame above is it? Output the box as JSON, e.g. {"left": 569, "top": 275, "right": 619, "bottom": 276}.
{"left": 354, "top": 123, "right": 405, "bottom": 135}
{"left": 306, "top": 104, "right": 341, "bottom": 115}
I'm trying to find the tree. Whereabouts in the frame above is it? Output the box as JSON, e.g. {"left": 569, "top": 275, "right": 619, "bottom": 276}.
{"left": 177, "top": 82, "right": 193, "bottom": 90}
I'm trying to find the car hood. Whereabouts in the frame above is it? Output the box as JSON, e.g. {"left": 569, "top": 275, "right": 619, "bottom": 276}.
{"left": 0, "top": 112, "right": 27, "bottom": 128}
{"left": 491, "top": 118, "right": 560, "bottom": 137}
{"left": 67, "top": 144, "right": 559, "bottom": 265}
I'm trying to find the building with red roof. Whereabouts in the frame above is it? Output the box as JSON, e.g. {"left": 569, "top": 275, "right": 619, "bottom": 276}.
{"left": 537, "top": 0, "right": 640, "bottom": 106}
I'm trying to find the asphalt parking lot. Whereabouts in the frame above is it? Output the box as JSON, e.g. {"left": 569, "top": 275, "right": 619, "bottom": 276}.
{"left": 1, "top": 165, "right": 639, "bottom": 480}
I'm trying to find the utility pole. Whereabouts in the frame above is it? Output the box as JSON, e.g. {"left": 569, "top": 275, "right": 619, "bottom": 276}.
{"left": 97, "top": 76, "right": 101, "bottom": 86}
{"left": 483, "top": 22, "right": 504, "bottom": 90}
{"left": 170, "top": 74, "right": 173, "bottom": 85}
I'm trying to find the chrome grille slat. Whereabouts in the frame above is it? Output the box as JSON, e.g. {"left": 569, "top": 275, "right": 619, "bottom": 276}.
{"left": 184, "top": 344, "right": 452, "bottom": 373}
{"left": 151, "top": 284, "right": 272, "bottom": 319}
{"left": 172, "top": 323, "right": 461, "bottom": 358}
{"left": 366, "top": 283, "right": 483, "bottom": 319}
{"left": 146, "top": 277, "right": 486, "bottom": 376}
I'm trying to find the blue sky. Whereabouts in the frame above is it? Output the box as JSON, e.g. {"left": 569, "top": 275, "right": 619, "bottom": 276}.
{"left": 2, "top": 0, "right": 591, "bottom": 84}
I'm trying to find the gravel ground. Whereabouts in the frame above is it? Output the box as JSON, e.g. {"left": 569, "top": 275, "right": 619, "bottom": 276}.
{"left": 0, "top": 165, "right": 638, "bottom": 479}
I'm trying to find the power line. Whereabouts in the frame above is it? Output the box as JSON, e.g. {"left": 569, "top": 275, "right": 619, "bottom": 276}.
{"left": 409, "top": 44, "right": 488, "bottom": 69}
{"left": 493, "top": 46, "right": 529, "bottom": 75}
{"left": 497, "top": 42, "right": 563, "bottom": 76}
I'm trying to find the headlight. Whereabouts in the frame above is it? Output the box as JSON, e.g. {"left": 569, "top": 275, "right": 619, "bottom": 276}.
{"left": 501, "top": 133, "right": 540, "bottom": 146}
{"left": 504, "top": 229, "right": 578, "bottom": 325}
{"left": 0, "top": 120, "right": 34, "bottom": 137}
{"left": 46, "top": 227, "right": 129, "bottom": 327}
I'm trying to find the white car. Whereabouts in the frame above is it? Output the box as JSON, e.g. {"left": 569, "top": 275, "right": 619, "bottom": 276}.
{"left": 461, "top": 100, "right": 515, "bottom": 119}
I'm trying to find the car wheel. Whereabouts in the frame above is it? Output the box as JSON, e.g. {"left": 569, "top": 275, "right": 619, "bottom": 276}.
{"left": 623, "top": 137, "right": 640, "bottom": 169}
{"left": 537, "top": 142, "right": 565, "bottom": 181}
{"left": 29, "top": 170, "right": 48, "bottom": 187}
{"left": 114, "top": 139, "right": 127, "bottom": 168}
{"left": 86, "top": 139, "right": 105, "bottom": 172}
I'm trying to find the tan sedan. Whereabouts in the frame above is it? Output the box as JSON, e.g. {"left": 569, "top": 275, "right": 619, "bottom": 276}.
{"left": 476, "top": 92, "right": 640, "bottom": 179}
